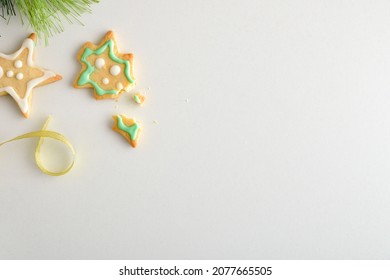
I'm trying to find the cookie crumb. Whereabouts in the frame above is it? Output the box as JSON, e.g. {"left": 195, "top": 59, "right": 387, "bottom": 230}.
{"left": 185, "top": 98, "right": 190, "bottom": 103}
{"left": 133, "top": 93, "right": 146, "bottom": 105}
{"left": 153, "top": 120, "right": 159, "bottom": 125}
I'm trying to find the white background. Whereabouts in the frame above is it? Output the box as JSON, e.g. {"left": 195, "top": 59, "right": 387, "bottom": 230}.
{"left": 1, "top": 0, "right": 390, "bottom": 259}
{"left": 2, "top": 260, "right": 390, "bottom": 280}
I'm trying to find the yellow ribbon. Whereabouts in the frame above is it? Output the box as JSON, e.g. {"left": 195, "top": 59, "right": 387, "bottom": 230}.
{"left": 0, "top": 116, "right": 75, "bottom": 176}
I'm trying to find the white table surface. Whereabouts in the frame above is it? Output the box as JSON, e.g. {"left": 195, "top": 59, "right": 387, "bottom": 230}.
{"left": 1, "top": 0, "right": 390, "bottom": 259}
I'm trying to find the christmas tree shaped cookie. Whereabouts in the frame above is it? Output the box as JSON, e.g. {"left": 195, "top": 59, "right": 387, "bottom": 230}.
{"left": 0, "top": 33, "right": 62, "bottom": 118}
{"left": 74, "top": 31, "right": 136, "bottom": 100}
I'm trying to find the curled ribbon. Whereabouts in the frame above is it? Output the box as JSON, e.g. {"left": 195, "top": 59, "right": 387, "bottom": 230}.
{"left": 0, "top": 116, "right": 75, "bottom": 176}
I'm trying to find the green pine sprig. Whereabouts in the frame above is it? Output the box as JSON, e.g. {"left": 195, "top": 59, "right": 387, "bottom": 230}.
{"left": 0, "top": 0, "right": 16, "bottom": 19}
{"left": 1, "top": 0, "right": 99, "bottom": 43}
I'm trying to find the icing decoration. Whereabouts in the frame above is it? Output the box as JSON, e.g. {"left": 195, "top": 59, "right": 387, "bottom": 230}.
{"left": 117, "top": 115, "right": 139, "bottom": 140}
{"left": 16, "top": 73, "right": 24, "bottom": 80}
{"left": 0, "top": 33, "right": 62, "bottom": 118}
{"left": 116, "top": 83, "right": 123, "bottom": 90}
{"left": 95, "top": 58, "right": 105, "bottom": 69}
{"left": 0, "top": 116, "right": 76, "bottom": 176}
{"left": 102, "top": 78, "right": 109, "bottom": 84}
{"left": 74, "top": 31, "right": 135, "bottom": 100}
{"left": 110, "top": 65, "right": 120, "bottom": 76}
{"left": 0, "top": 66, "right": 3, "bottom": 78}
{"left": 133, "top": 93, "right": 145, "bottom": 105}
{"left": 133, "top": 94, "right": 141, "bottom": 104}
{"left": 14, "top": 60, "right": 23, "bottom": 68}
{"left": 78, "top": 40, "right": 133, "bottom": 93}
{"left": 112, "top": 114, "right": 140, "bottom": 148}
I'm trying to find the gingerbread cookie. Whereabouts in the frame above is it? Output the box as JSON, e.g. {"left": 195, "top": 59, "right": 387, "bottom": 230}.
{"left": 112, "top": 114, "right": 140, "bottom": 148}
{"left": 74, "top": 31, "right": 136, "bottom": 100}
{"left": 0, "top": 33, "right": 62, "bottom": 118}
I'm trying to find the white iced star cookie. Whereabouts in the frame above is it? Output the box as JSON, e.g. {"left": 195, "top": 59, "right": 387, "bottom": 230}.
{"left": 0, "top": 33, "right": 62, "bottom": 118}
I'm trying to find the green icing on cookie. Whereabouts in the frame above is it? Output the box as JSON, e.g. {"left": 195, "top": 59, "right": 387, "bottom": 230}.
{"left": 78, "top": 39, "right": 134, "bottom": 96}
{"left": 117, "top": 115, "right": 139, "bottom": 141}
{"left": 133, "top": 94, "right": 142, "bottom": 104}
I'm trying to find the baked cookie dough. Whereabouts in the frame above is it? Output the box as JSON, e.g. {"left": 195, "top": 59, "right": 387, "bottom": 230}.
{"left": 133, "top": 92, "right": 145, "bottom": 105}
{"left": 74, "top": 31, "right": 136, "bottom": 100}
{"left": 0, "top": 33, "right": 62, "bottom": 118}
{"left": 112, "top": 114, "right": 140, "bottom": 148}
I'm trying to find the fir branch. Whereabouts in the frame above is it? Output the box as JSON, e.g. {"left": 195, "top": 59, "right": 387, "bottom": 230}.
{"left": 0, "top": 0, "right": 16, "bottom": 17}
{"left": 1, "top": 0, "right": 99, "bottom": 43}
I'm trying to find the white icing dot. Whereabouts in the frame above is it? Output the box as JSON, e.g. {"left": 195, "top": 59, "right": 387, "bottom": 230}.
{"left": 102, "top": 78, "right": 109, "bottom": 85}
{"left": 14, "top": 60, "right": 23, "bottom": 68}
{"left": 16, "top": 73, "right": 24, "bottom": 80}
{"left": 116, "top": 83, "right": 123, "bottom": 90}
{"left": 6, "top": 71, "right": 14, "bottom": 78}
{"left": 110, "top": 65, "right": 121, "bottom": 76}
{"left": 95, "top": 58, "right": 105, "bottom": 69}
{"left": 0, "top": 66, "right": 3, "bottom": 78}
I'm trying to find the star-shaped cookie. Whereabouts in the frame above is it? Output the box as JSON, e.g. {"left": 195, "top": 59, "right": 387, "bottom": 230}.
{"left": 74, "top": 31, "right": 136, "bottom": 100}
{"left": 0, "top": 33, "right": 62, "bottom": 118}
{"left": 112, "top": 114, "right": 140, "bottom": 148}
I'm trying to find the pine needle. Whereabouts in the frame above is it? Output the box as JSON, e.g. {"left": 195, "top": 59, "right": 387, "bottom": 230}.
{"left": 0, "top": 0, "right": 16, "bottom": 19}
{"left": 1, "top": 0, "right": 99, "bottom": 44}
